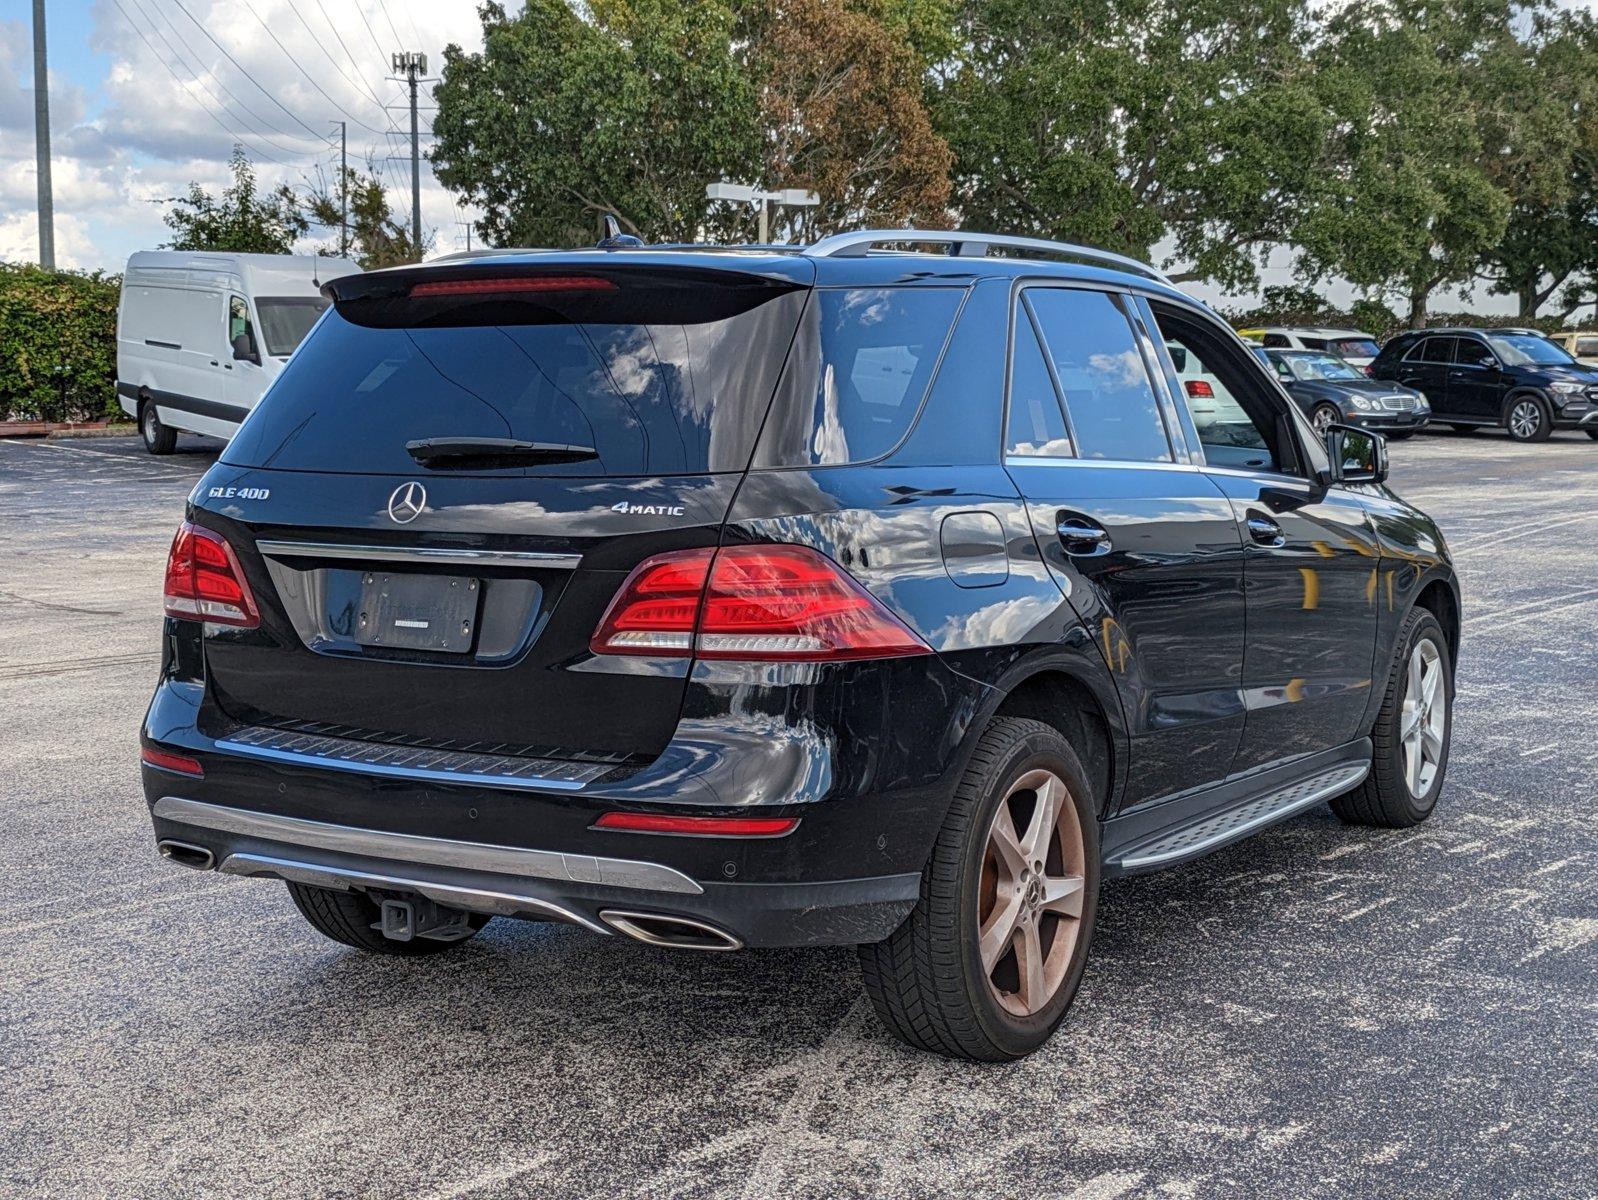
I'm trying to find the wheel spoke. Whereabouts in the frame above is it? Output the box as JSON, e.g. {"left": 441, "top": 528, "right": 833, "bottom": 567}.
{"left": 1400, "top": 702, "right": 1421, "bottom": 741}
{"left": 1021, "top": 774, "right": 1064, "bottom": 863}
{"left": 979, "top": 889, "right": 1025, "bottom": 972}
{"left": 1421, "top": 723, "right": 1444, "bottom": 763}
{"left": 988, "top": 807, "right": 1027, "bottom": 877}
{"left": 1041, "top": 873, "right": 1085, "bottom": 919}
{"left": 1404, "top": 732, "right": 1422, "bottom": 793}
{"left": 1421, "top": 661, "right": 1442, "bottom": 712}
{"left": 1016, "top": 919, "right": 1046, "bottom": 1010}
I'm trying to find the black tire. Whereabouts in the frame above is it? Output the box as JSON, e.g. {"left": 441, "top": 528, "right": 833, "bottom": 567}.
{"left": 1311, "top": 404, "right": 1341, "bottom": 435}
{"left": 1504, "top": 395, "right": 1553, "bottom": 443}
{"left": 1332, "top": 608, "right": 1453, "bottom": 828}
{"left": 286, "top": 881, "right": 491, "bottom": 955}
{"left": 1586, "top": 429, "right": 1598, "bottom": 441}
{"left": 139, "top": 400, "right": 177, "bottom": 455}
{"left": 1386, "top": 430, "right": 1415, "bottom": 440}
{"left": 858, "top": 717, "right": 1100, "bottom": 1061}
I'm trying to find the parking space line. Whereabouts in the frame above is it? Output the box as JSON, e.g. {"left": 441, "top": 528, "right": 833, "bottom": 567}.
{"left": 1450, "top": 511, "right": 1598, "bottom": 552}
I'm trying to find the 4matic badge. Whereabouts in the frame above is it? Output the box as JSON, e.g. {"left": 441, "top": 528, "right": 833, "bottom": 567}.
{"left": 612, "top": 500, "right": 686, "bottom": 517}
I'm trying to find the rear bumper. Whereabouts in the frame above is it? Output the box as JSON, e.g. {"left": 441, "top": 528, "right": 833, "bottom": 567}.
{"left": 150, "top": 796, "right": 919, "bottom": 947}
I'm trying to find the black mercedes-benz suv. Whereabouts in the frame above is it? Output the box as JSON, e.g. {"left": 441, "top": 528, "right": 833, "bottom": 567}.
{"left": 141, "top": 230, "right": 1460, "bottom": 1060}
{"left": 1370, "top": 326, "right": 1598, "bottom": 442}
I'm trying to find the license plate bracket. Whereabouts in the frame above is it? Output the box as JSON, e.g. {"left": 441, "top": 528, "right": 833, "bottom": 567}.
{"left": 356, "top": 572, "right": 479, "bottom": 653}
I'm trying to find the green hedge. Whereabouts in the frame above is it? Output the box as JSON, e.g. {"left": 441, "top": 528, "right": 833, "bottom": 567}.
{"left": 0, "top": 263, "right": 122, "bottom": 423}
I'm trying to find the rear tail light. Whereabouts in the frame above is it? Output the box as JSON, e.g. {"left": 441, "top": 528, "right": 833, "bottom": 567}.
{"left": 163, "top": 522, "right": 259, "bottom": 627}
{"left": 1362, "top": 364, "right": 1375, "bottom": 377}
{"left": 590, "top": 544, "right": 931, "bottom": 662}
{"left": 1184, "top": 379, "right": 1214, "bottom": 398}
{"left": 141, "top": 746, "right": 204, "bottom": 776}
{"left": 593, "top": 812, "right": 799, "bottom": 837}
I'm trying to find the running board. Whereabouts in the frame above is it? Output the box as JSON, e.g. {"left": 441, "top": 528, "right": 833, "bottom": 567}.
{"left": 1103, "top": 752, "right": 1370, "bottom": 877}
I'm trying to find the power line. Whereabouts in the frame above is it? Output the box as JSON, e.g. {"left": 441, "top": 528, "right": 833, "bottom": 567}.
{"left": 240, "top": 2, "right": 388, "bottom": 134}
{"left": 373, "top": 0, "right": 405, "bottom": 49}
{"left": 123, "top": 0, "right": 309, "bottom": 156}
{"left": 301, "top": 0, "right": 389, "bottom": 108}
{"left": 105, "top": 0, "right": 295, "bottom": 166}
{"left": 160, "top": 0, "right": 327, "bottom": 142}
{"left": 346, "top": 0, "right": 388, "bottom": 66}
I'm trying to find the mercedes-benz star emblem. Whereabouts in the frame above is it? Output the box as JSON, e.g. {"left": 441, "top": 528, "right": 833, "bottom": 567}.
{"left": 387, "top": 481, "right": 427, "bottom": 524}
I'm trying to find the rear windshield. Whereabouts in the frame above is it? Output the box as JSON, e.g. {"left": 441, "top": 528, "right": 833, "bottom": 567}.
{"left": 1330, "top": 337, "right": 1380, "bottom": 359}
{"left": 223, "top": 271, "right": 808, "bottom": 476}
{"left": 255, "top": 297, "right": 330, "bottom": 357}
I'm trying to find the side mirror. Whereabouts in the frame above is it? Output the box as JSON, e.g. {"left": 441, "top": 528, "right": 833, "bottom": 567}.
{"left": 1325, "top": 423, "right": 1388, "bottom": 485}
{"left": 232, "top": 332, "right": 260, "bottom": 365}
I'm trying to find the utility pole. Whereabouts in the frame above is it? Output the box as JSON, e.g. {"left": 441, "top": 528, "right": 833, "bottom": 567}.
{"left": 391, "top": 52, "right": 427, "bottom": 258}
{"left": 32, "top": 0, "right": 54, "bottom": 271}
{"left": 332, "top": 121, "right": 348, "bottom": 259}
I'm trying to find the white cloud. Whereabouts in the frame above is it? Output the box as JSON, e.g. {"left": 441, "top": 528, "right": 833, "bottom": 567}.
{"left": 2, "top": 0, "right": 488, "bottom": 272}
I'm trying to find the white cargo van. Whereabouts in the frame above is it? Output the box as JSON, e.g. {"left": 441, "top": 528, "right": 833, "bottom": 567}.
{"left": 117, "top": 251, "right": 362, "bottom": 453}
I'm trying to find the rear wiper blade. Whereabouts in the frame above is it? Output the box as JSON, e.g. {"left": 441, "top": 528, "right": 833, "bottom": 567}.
{"left": 405, "top": 437, "right": 599, "bottom": 466}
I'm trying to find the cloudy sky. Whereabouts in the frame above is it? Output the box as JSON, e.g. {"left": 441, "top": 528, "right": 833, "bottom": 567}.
{"left": 0, "top": 0, "right": 1539, "bottom": 312}
{"left": 1, "top": 0, "right": 481, "bottom": 270}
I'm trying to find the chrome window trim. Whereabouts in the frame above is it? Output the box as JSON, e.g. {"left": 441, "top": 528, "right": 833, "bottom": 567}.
{"left": 255, "top": 540, "right": 582, "bottom": 570}
{"left": 155, "top": 797, "right": 705, "bottom": 895}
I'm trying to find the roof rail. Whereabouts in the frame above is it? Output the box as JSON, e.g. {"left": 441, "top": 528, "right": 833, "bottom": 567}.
{"left": 803, "top": 228, "right": 1174, "bottom": 285}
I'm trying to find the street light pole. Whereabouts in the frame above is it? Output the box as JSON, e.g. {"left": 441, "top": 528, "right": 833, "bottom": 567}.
{"left": 32, "top": 0, "right": 54, "bottom": 271}
{"left": 705, "top": 181, "right": 820, "bottom": 244}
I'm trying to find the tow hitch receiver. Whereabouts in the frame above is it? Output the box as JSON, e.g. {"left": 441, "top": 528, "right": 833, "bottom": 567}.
{"left": 374, "top": 894, "right": 476, "bottom": 943}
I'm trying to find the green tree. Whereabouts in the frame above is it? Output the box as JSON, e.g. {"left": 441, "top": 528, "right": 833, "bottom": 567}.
{"left": 306, "top": 165, "right": 426, "bottom": 268}
{"left": 1293, "top": 0, "right": 1516, "bottom": 326}
{"left": 935, "top": 0, "right": 1326, "bottom": 288}
{"left": 432, "top": 0, "right": 764, "bottom": 246}
{"left": 1477, "top": 9, "right": 1598, "bottom": 318}
{"left": 162, "top": 146, "right": 308, "bottom": 254}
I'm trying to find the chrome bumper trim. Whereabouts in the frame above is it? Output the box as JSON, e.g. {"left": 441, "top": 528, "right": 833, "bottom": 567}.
{"left": 154, "top": 797, "right": 704, "bottom": 895}
{"left": 255, "top": 540, "right": 582, "bottom": 571}
{"left": 219, "top": 852, "right": 612, "bottom": 933}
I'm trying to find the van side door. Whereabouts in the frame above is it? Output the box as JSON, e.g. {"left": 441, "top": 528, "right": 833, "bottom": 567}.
{"left": 1003, "top": 285, "right": 1246, "bottom": 809}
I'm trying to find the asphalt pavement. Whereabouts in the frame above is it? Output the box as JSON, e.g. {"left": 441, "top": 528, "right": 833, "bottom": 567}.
{"left": 2, "top": 427, "right": 1594, "bottom": 1199}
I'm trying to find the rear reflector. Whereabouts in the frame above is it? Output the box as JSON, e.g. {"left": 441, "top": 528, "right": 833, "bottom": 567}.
{"left": 589, "top": 545, "right": 931, "bottom": 662}
{"left": 141, "top": 746, "right": 204, "bottom": 776}
{"left": 593, "top": 812, "right": 799, "bottom": 837}
{"left": 163, "top": 522, "right": 259, "bottom": 627}
{"left": 409, "top": 276, "right": 617, "bottom": 297}
{"left": 1184, "top": 379, "right": 1214, "bottom": 398}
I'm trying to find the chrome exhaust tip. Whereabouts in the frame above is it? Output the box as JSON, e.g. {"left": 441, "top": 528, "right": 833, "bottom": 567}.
{"left": 158, "top": 840, "right": 215, "bottom": 871}
{"left": 599, "top": 909, "right": 743, "bottom": 952}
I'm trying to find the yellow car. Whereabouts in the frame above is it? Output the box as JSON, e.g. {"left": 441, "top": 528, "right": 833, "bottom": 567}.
{"left": 1547, "top": 331, "right": 1598, "bottom": 365}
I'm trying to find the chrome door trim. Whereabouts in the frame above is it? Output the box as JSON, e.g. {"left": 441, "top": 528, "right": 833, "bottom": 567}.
{"left": 154, "top": 797, "right": 704, "bottom": 895}
{"left": 255, "top": 540, "right": 582, "bottom": 570}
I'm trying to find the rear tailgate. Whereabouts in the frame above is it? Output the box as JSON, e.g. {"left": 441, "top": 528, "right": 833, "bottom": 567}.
{"left": 195, "top": 258, "right": 813, "bottom": 763}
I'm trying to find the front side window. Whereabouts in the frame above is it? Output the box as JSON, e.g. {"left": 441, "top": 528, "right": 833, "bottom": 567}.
{"left": 1171, "top": 337, "right": 1271, "bottom": 455}
{"left": 1025, "top": 288, "right": 1172, "bottom": 463}
{"left": 228, "top": 295, "right": 255, "bottom": 352}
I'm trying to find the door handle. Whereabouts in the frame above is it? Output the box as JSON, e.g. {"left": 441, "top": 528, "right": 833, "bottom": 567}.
{"left": 1056, "top": 513, "right": 1112, "bottom": 556}
{"left": 1246, "top": 513, "right": 1285, "bottom": 547}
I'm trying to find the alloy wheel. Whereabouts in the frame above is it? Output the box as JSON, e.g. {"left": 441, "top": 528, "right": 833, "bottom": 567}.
{"left": 1509, "top": 400, "right": 1542, "bottom": 440}
{"left": 1313, "top": 406, "right": 1338, "bottom": 433}
{"left": 977, "top": 768, "right": 1086, "bottom": 1017}
{"left": 1400, "top": 638, "right": 1447, "bottom": 799}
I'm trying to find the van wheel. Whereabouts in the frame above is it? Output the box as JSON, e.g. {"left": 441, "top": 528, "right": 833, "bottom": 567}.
{"left": 858, "top": 717, "right": 1099, "bottom": 1061}
{"left": 1505, "top": 396, "right": 1552, "bottom": 442}
{"left": 139, "top": 401, "right": 177, "bottom": 455}
{"left": 1332, "top": 608, "right": 1452, "bottom": 828}
{"left": 286, "top": 881, "right": 491, "bottom": 955}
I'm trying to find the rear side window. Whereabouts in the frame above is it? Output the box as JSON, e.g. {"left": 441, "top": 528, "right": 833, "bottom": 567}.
{"left": 1420, "top": 338, "right": 1456, "bottom": 364}
{"left": 1330, "top": 337, "right": 1380, "bottom": 358}
{"left": 1262, "top": 333, "right": 1291, "bottom": 348}
{"left": 1006, "top": 310, "right": 1072, "bottom": 456}
{"left": 224, "top": 271, "right": 809, "bottom": 477}
{"left": 1026, "top": 288, "right": 1172, "bottom": 463}
{"left": 755, "top": 287, "right": 964, "bottom": 466}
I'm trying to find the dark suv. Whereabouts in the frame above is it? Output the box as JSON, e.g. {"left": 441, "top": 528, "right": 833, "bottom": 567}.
{"left": 1370, "top": 327, "right": 1598, "bottom": 442}
{"left": 141, "top": 230, "right": 1460, "bottom": 1060}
